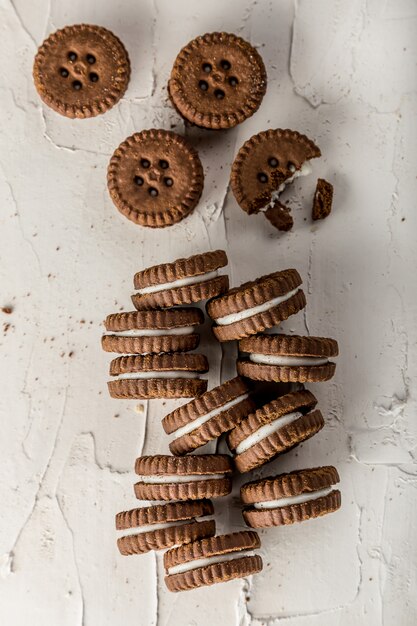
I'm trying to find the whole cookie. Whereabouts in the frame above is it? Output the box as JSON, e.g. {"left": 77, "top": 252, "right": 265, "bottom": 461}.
{"left": 116, "top": 500, "right": 215, "bottom": 556}
{"left": 33, "top": 24, "right": 130, "bottom": 118}
{"left": 168, "top": 32, "right": 267, "bottom": 130}
{"left": 231, "top": 129, "right": 321, "bottom": 215}
{"left": 241, "top": 466, "right": 341, "bottom": 527}
{"left": 108, "top": 129, "right": 204, "bottom": 228}
{"left": 164, "top": 531, "right": 263, "bottom": 592}
{"left": 238, "top": 334, "right": 339, "bottom": 383}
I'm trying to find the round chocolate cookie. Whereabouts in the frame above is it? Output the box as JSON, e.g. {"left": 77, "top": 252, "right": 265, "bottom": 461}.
{"left": 108, "top": 129, "right": 204, "bottom": 228}
{"left": 227, "top": 390, "right": 324, "bottom": 473}
{"left": 238, "top": 334, "right": 339, "bottom": 383}
{"left": 164, "top": 531, "right": 263, "bottom": 592}
{"left": 241, "top": 466, "right": 341, "bottom": 527}
{"left": 33, "top": 24, "right": 130, "bottom": 118}
{"left": 102, "top": 308, "right": 204, "bottom": 355}
{"left": 163, "top": 376, "right": 256, "bottom": 455}
{"left": 206, "top": 269, "right": 305, "bottom": 342}
{"left": 134, "top": 454, "right": 233, "bottom": 501}
{"left": 231, "top": 129, "right": 321, "bottom": 215}
{"left": 132, "top": 250, "right": 228, "bottom": 310}
{"left": 108, "top": 353, "right": 209, "bottom": 399}
{"left": 168, "top": 32, "right": 267, "bottom": 130}
{"left": 116, "top": 500, "right": 215, "bottom": 555}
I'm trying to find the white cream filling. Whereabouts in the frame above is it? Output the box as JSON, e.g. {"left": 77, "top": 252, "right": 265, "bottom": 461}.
{"left": 172, "top": 393, "right": 249, "bottom": 440}
{"left": 118, "top": 519, "right": 196, "bottom": 537}
{"left": 253, "top": 486, "right": 333, "bottom": 510}
{"left": 135, "top": 269, "right": 219, "bottom": 295}
{"left": 214, "top": 287, "right": 299, "bottom": 326}
{"left": 249, "top": 354, "right": 329, "bottom": 367}
{"left": 108, "top": 326, "right": 196, "bottom": 337}
{"left": 116, "top": 371, "right": 202, "bottom": 381}
{"left": 136, "top": 473, "right": 226, "bottom": 484}
{"left": 167, "top": 549, "right": 255, "bottom": 576}
{"left": 260, "top": 161, "right": 313, "bottom": 212}
{"left": 235, "top": 410, "right": 303, "bottom": 455}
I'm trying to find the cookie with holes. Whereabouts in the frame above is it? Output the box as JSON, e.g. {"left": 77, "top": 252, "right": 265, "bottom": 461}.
{"left": 163, "top": 376, "right": 256, "bottom": 455}
{"left": 102, "top": 308, "right": 204, "bottom": 355}
{"left": 241, "top": 466, "right": 341, "bottom": 528}
{"left": 107, "top": 129, "right": 204, "bottom": 227}
{"left": 206, "top": 269, "right": 305, "bottom": 342}
{"left": 116, "top": 500, "right": 215, "bottom": 556}
{"left": 227, "top": 390, "right": 324, "bottom": 473}
{"left": 134, "top": 455, "right": 233, "bottom": 501}
{"left": 164, "top": 531, "right": 262, "bottom": 592}
{"left": 132, "top": 250, "right": 228, "bottom": 310}
{"left": 238, "top": 334, "right": 338, "bottom": 383}
{"left": 33, "top": 24, "right": 130, "bottom": 118}
{"left": 168, "top": 32, "right": 267, "bottom": 130}
{"left": 230, "top": 129, "right": 321, "bottom": 218}
{"left": 108, "top": 353, "right": 208, "bottom": 399}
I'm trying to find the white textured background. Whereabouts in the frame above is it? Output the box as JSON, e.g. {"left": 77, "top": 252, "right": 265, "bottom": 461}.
{"left": 0, "top": 0, "right": 416, "bottom": 624}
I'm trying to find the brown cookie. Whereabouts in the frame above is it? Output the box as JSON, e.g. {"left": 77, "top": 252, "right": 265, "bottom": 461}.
{"left": 102, "top": 308, "right": 204, "bottom": 355}
{"left": 108, "top": 353, "right": 208, "bottom": 399}
{"left": 33, "top": 24, "right": 130, "bottom": 118}
{"left": 227, "top": 390, "right": 324, "bottom": 473}
{"left": 231, "top": 129, "right": 321, "bottom": 215}
{"left": 312, "top": 178, "right": 334, "bottom": 220}
{"left": 107, "top": 129, "right": 204, "bottom": 228}
{"left": 206, "top": 269, "right": 305, "bottom": 342}
{"left": 264, "top": 201, "right": 293, "bottom": 232}
{"left": 164, "top": 531, "right": 262, "bottom": 592}
{"left": 168, "top": 32, "right": 267, "bottom": 130}
{"left": 238, "top": 334, "right": 339, "bottom": 383}
{"left": 163, "top": 376, "right": 256, "bottom": 455}
{"left": 116, "top": 499, "right": 215, "bottom": 555}
{"left": 132, "top": 250, "right": 228, "bottom": 310}
{"left": 241, "top": 466, "right": 341, "bottom": 527}
{"left": 134, "top": 454, "right": 233, "bottom": 501}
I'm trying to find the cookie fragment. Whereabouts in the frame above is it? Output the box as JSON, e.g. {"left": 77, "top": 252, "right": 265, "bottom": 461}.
{"left": 227, "top": 390, "right": 324, "bottom": 473}
{"left": 102, "top": 308, "right": 204, "bottom": 355}
{"left": 264, "top": 201, "right": 293, "bottom": 231}
{"left": 312, "top": 178, "right": 333, "bottom": 220}
{"left": 108, "top": 353, "right": 209, "bottom": 399}
{"left": 241, "top": 466, "right": 341, "bottom": 527}
{"left": 163, "top": 376, "right": 256, "bottom": 455}
{"left": 164, "top": 531, "right": 263, "bottom": 592}
{"left": 116, "top": 499, "right": 215, "bottom": 555}
{"left": 134, "top": 454, "right": 233, "bottom": 501}
{"left": 132, "top": 250, "right": 228, "bottom": 310}
{"left": 238, "top": 333, "right": 338, "bottom": 383}
{"left": 33, "top": 24, "right": 130, "bottom": 118}
{"left": 206, "top": 269, "right": 305, "bottom": 342}
{"left": 168, "top": 32, "right": 267, "bottom": 130}
{"left": 108, "top": 129, "right": 204, "bottom": 228}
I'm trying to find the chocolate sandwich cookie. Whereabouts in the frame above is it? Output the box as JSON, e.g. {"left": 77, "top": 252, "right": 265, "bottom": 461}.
{"left": 264, "top": 201, "right": 293, "bottom": 232}
{"left": 238, "top": 334, "right": 338, "bottom": 383}
{"left": 231, "top": 129, "right": 321, "bottom": 215}
{"left": 116, "top": 500, "right": 215, "bottom": 556}
{"left": 134, "top": 455, "right": 233, "bottom": 501}
{"left": 312, "top": 178, "right": 334, "bottom": 220}
{"left": 132, "top": 250, "right": 228, "bottom": 310}
{"left": 227, "top": 390, "right": 324, "bottom": 473}
{"left": 241, "top": 466, "right": 341, "bottom": 527}
{"left": 108, "top": 353, "right": 208, "bottom": 399}
{"left": 206, "top": 269, "right": 305, "bottom": 342}
{"left": 33, "top": 24, "right": 130, "bottom": 118}
{"left": 102, "top": 308, "right": 204, "bottom": 355}
{"left": 168, "top": 32, "right": 267, "bottom": 130}
{"left": 163, "top": 377, "right": 256, "bottom": 455}
{"left": 107, "top": 129, "right": 204, "bottom": 228}
{"left": 164, "top": 531, "right": 262, "bottom": 592}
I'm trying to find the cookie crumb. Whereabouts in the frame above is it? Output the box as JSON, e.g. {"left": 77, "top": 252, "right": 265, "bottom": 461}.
{"left": 1, "top": 306, "right": 13, "bottom": 314}
{"left": 312, "top": 178, "right": 333, "bottom": 220}
{"left": 264, "top": 202, "right": 293, "bottom": 231}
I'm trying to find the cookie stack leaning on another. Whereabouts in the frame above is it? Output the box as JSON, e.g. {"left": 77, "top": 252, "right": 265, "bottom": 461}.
{"left": 102, "top": 250, "right": 229, "bottom": 400}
